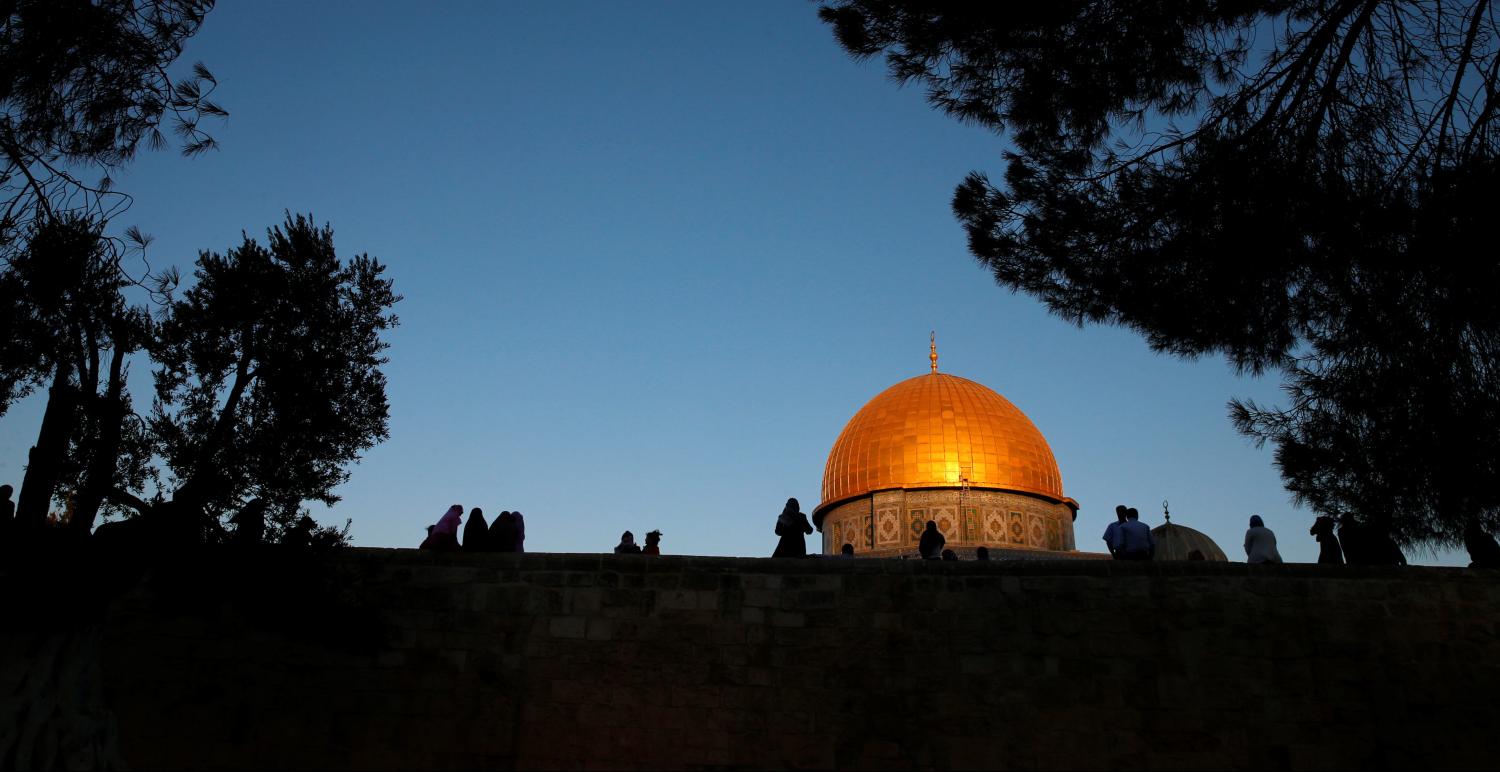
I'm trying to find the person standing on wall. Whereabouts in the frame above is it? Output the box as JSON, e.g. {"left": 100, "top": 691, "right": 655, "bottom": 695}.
{"left": 772, "top": 498, "right": 814, "bottom": 558}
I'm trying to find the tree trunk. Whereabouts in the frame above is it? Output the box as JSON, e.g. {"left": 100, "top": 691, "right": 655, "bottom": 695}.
{"left": 70, "top": 345, "right": 129, "bottom": 533}
{"left": 16, "top": 360, "right": 78, "bottom": 529}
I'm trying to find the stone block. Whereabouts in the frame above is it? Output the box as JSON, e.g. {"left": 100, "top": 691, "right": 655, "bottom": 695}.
{"left": 770, "top": 610, "right": 805, "bottom": 628}
{"left": 656, "top": 590, "right": 699, "bottom": 611}
{"left": 586, "top": 619, "right": 614, "bottom": 641}
{"left": 548, "top": 617, "right": 586, "bottom": 639}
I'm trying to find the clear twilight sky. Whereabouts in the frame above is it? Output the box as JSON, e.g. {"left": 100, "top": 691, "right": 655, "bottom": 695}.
{"left": 0, "top": 0, "right": 1465, "bottom": 565}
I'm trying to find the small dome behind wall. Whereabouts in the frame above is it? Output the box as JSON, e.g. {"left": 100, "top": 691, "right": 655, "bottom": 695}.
{"left": 1152, "top": 520, "right": 1229, "bottom": 561}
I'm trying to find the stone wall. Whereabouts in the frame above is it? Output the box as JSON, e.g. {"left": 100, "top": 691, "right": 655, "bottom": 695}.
{"left": 94, "top": 549, "right": 1500, "bottom": 769}
{"left": 819, "top": 488, "right": 1076, "bottom": 556}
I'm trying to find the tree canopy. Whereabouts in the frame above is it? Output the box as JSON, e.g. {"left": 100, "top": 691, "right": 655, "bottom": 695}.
{"left": 1, "top": 0, "right": 224, "bottom": 254}
{"left": 821, "top": 1, "right": 1500, "bottom": 548}
{"left": 147, "top": 214, "right": 400, "bottom": 539}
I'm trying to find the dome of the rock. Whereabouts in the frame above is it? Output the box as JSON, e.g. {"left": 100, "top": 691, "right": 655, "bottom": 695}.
{"left": 1151, "top": 520, "right": 1229, "bottom": 562}
{"left": 818, "top": 372, "right": 1064, "bottom": 511}
{"left": 813, "top": 340, "right": 1080, "bottom": 558}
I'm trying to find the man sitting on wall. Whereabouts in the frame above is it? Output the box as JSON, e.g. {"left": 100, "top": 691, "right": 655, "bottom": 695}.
{"left": 1116, "top": 508, "right": 1155, "bottom": 561}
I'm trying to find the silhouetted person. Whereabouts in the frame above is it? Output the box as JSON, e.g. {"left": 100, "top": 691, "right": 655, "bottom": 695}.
{"left": 1116, "top": 508, "right": 1154, "bottom": 560}
{"left": 513, "top": 510, "right": 526, "bottom": 553}
{"left": 614, "top": 530, "right": 641, "bottom": 554}
{"left": 1339, "top": 519, "right": 1406, "bottom": 566}
{"left": 919, "top": 520, "right": 945, "bottom": 560}
{"left": 421, "top": 505, "right": 462, "bottom": 551}
{"left": 643, "top": 530, "right": 662, "bottom": 555}
{"left": 1187, "top": 549, "right": 1206, "bottom": 561}
{"left": 1244, "top": 515, "right": 1283, "bottom": 564}
{"left": 491, "top": 511, "right": 519, "bottom": 553}
{"left": 839, "top": 543, "right": 854, "bottom": 557}
{"left": 975, "top": 546, "right": 990, "bottom": 561}
{"left": 1103, "top": 504, "right": 1127, "bottom": 558}
{"left": 941, "top": 548, "right": 958, "bottom": 561}
{"left": 1465, "top": 520, "right": 1500, "bottom": 568}
{"left": 773, "top": 498, "right": 814, "bottom": 558}
{"left": 463, "top": 507, "right": 489, "bottom": 551}
{"left": 229, "top": 498, "right": 267, "bottom": 547}
{"left": 1310, "top": 515, "right": 1344, "bottom": 564}
{"left": 284, "top": 515, "right": 316, "bottom": 549}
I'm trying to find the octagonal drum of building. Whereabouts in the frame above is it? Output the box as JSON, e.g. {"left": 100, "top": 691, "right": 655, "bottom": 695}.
{"left": 814, "top": 367, "right": 1079, "bottom": 558}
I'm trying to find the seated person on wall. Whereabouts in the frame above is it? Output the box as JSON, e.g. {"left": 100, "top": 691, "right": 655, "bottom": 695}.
{"left": 420, "top": 505, "right": 462, "bottom": 550}
{"left": 462, "top": 507, "right": 489, "bottom": 551}
{"left": 1115, "top": 508, "right": 1155, "bottom": 560}
{"left": 1466, "top": 519, "right": 1500, "bottom": 568}
{"left": 642, "top": 530, "right": 663, "bottom": 555}
{"left": 614, "top": 531, "right": 642, "bottom": 554}
{"left": 1244, "top": 515, "right": 1283, "bottom": 564}
{"left": 919, "top": 520, "right": 945, "bottom": 559}
{"left": 491, "top": 511, "right": 519, "bottom": 552}
{"left": 1310, "top": 515, "right": 1344, "bottom": 565}
{"left": 1103, "top": 505, "right": 1127, "bottom": 558}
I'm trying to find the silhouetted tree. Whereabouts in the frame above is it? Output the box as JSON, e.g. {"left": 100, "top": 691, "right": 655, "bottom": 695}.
{"left": 1, "top": 217, "right": 149, "bottom": 531}
{"left": 821, "top": 1, "right": 1500, "bottom": 549}
{"left": 138, "top": 214, "right": 399, "bottom": 538}
{"left": 0, "top": 0, "right": 224, "bottom": 257}
{"left": 1, "top": 0, "right": 224, "bottom": 531}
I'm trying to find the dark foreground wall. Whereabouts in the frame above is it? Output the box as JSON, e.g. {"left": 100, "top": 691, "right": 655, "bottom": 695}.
{"left": 89, "top": 549, "right": 1500, "bottom": 769}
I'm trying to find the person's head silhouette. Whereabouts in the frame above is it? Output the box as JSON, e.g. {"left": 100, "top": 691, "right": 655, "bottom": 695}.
{"left": 840, "top": 543, "right": 854, "bottom": 556}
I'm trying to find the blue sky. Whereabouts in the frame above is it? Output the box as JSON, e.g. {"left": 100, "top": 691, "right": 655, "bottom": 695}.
{"left": 0, "top": 0, "right": 1465, "bottom": 565}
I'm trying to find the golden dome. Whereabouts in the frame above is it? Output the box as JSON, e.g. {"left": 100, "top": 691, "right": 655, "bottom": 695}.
{"left": 817, "top": 371, "right": 1066, "bottom": 516}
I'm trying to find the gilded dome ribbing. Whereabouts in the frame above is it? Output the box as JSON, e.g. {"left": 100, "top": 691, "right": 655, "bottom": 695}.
{"left": 816, "top": 372, "right": 1065, "bottom": 516}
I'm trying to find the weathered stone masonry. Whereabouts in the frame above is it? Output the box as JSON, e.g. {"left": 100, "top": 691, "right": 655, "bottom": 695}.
{"left": 78, "top": 550, "right": 1500, "bottom": 768}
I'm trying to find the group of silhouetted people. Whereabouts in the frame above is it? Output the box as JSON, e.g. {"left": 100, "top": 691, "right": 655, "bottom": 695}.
{"left": 613, "top": 529, "right": 662, "bottom": 555}
{"left": 1103, "top": 505, "right": 1157, "bottom": 560}
{"left": 419, "top": 505, "right": 525, "bottom": 552}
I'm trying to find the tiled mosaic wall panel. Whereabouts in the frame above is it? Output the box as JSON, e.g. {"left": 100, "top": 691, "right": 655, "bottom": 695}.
{"left": 820, "top": 488, "right": 1076, "bottom": 556}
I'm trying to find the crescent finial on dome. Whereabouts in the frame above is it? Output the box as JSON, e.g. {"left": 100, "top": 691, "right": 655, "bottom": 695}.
{"left": 929, "top": 331, "right": 938, "bottom": 373}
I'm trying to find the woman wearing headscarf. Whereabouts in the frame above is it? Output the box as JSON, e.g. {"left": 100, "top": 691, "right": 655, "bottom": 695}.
{"left": 1244, "top": 515, "right": 1283, "bottom": 564}
{"left": 462, "top": 507, "right": 489, "bottom": 551}
{"left": 614, "top": 531, "right": 641, "bottom": 554}
{"left": 491, "top": 511, "right": 519, "bottom": 553}
{"left": 772, "top": 498, "right": 814, "bottom": 558}
{"left": 423, "top": 505, "right": 463, "bottom": 551}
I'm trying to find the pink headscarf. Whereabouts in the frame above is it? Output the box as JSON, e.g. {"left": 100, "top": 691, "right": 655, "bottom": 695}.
{"left": 433, "top": 505, "right": 463, "bottom": 538}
